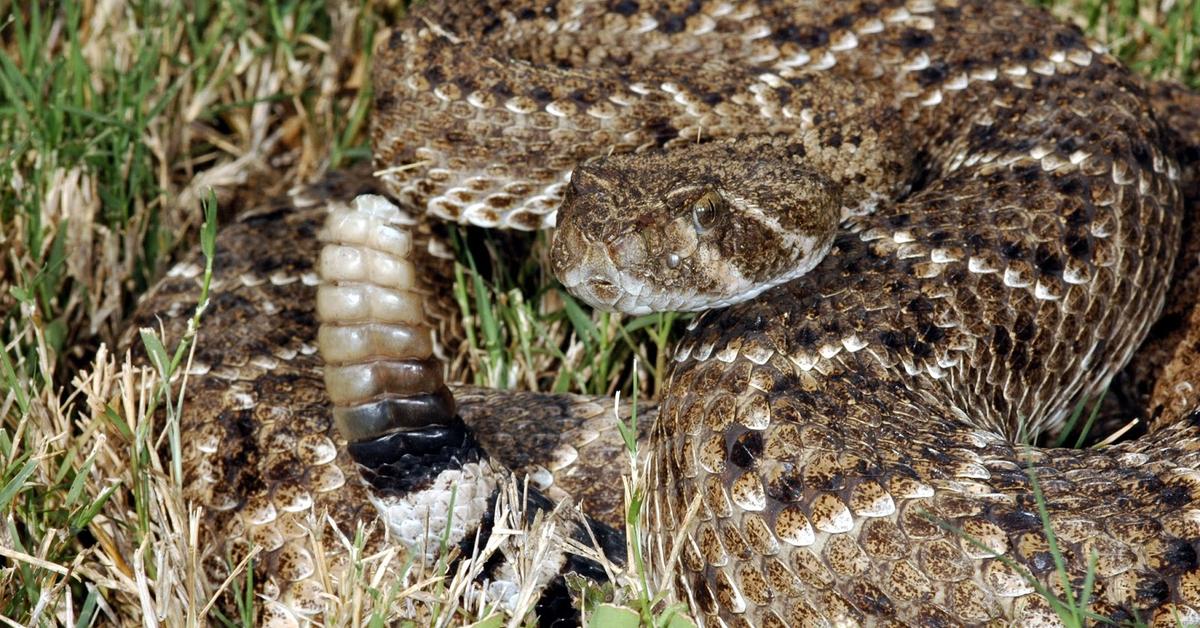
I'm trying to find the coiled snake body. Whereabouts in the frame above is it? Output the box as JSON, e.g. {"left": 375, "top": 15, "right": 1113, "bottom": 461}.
{"left": 129, "top": 0, "right": 1200, "bottom": 625}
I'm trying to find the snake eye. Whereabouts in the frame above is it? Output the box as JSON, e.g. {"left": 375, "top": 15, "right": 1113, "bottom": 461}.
{"left": 691, "top": 189, "right": 724, "bottom": 231}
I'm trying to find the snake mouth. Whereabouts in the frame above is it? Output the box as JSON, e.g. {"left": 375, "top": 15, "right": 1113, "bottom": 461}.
{"left": 553, "top": 218, "right": 624, "bottom": 310}
{"left": 563, "top": 269, "right": 662, "bottom": 314}
{"left": 581, "top": 277, "right": 621, "bottom": 307}
{"left": 552, "top": 223, "right": 656, "bottom": 313}
{"left": 557, "top": 258, "right": 626, "bottom": 311}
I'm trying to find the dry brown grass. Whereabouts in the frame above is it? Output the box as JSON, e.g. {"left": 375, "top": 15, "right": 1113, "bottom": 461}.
{"left": 0, "top": 1, "right": 394, "bottom": 623}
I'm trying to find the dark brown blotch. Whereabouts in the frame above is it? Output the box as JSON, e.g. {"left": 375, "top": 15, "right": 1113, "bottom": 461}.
{"left": 658, "top": 14, "right": 685, "bottom": 34}
{"left": 1134, "top": 575, "right": 1171, "bottom": 608}
{"left": 729, "top": 430, "right": 764, "bottom": 469}
{"left": 1165, "top": 540, "right": 1199, "bottom": 572}
{"left": 1158, "top": 482, "right": 1194, "bottom": 508}
{"left": 1034, "top": 244, "right": 1064, "bottom": 275}
{"left": 611, "top": 0, "right": 639, "bottom": 16}
{"left": 850, "top": 582, "right": 896, "bottom": 617}
{"left": 423, "top": 65, "right": 445, "bottom": 86}
{"left": 766, "top": 466, "right": 806, "bottom": 503}
{"left": 1065, "top": 233, "right": 1090, "bottom": 259}
{"left": 900, "top": 29, "right": 933, "bottom": 49}
{"left": 917, "top": 62, "right": 949, "bottom": 88}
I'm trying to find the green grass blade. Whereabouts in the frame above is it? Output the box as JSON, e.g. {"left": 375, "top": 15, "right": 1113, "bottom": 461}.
{"left": 0, "top": 457, "right": 38, "bottom": 511}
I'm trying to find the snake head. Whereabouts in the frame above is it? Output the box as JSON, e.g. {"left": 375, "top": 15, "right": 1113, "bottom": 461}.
{"left": 551, "top": 143, "right": 842, "bottom": 314}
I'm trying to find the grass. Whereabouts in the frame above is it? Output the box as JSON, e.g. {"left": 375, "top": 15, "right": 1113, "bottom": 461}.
{"left": 448, "top": 228, "right": 685, "bottom": 397}
{"left": 0, "top": 0, "right": 1197, "bottom": 625}
{"left": 1036, "top": 0, "right": 1199, "bottom": 87}
{"left": 0, "top": 1, "right": 388, "bottom": 623}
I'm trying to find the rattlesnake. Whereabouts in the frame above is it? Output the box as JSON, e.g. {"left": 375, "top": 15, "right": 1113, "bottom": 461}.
{"left": 126, "top": 0, "right": 1200, "bottom": 625}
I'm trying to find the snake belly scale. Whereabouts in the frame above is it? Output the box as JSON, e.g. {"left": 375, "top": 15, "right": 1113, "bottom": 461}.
{"left": 125, "top": 0, "right": 1200, "bottom": 625}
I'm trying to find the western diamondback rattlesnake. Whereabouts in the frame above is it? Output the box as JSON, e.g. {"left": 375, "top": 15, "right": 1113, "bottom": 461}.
{"left": 126, "top": 0, "right": 1200, "bottom": 625}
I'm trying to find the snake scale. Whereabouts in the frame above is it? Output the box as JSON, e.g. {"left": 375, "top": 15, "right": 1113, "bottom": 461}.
{"left": 123, "top": 0, "right": 1200, "bottom": 626}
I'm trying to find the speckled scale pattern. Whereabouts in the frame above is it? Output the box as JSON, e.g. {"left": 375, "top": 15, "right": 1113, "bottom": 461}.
{"left": 369, "top": 0, "right": 1198, "bottom": 624}
{"left": 120, "top": 170, "right": 652, "bottom": 623}
{"left": 1119, "top": 82, "right": 1200, "bottom": 432}
{"left": 371, "top": 0, "right": 916, "bottom": 230}
{"left": 656, "top": 354, "right": 1200, "bottom": 625}
{"left": 559, "top": 0, "right": 1200, "bottom": 623}
{"left": 119, "top": 0, "right": 1200, "bottom": 624}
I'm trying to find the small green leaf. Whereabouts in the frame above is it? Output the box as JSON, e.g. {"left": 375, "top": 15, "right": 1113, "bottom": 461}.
{"left": 73, "top": 585, "right": 100, "bottom": 628}
{"left": 103, "top": 405, "right": 132, "bottom": 441}
{"left": 65, "top": 448, "right": 99, "bottom": 506}
{"left": 0, "top": 343, "right": 29, "bottom": 414}
{"left": 588, "top": 604, "right": 640, "bottom": 628}
{"left": 139, "top": 329, "right": 171, "bottom": 377}
{"left": 664, "top": 612, "right": 699, "bottom": 628}
{"left": 8, "top": 284, "right": 31, "bottom": 304}
{"left": 465, "top": 614, "right": 505, "bottom": 628}
{"left": 201, "top": 190, "right": 218, "bottom": 262}
{"left": 621, "top": 314, "right": 665, "bottom": 334}
{"left": 44, "top": 316, "right": 68, "bottom": 356}
{"left": 70, "top": 484, "right": 117, "bottom": 531}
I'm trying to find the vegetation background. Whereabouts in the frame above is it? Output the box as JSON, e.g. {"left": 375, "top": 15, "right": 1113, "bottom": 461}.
{"left": 0, "top": 0, "right": 1197, "bottom": 625}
